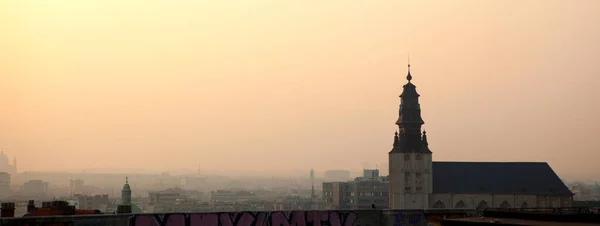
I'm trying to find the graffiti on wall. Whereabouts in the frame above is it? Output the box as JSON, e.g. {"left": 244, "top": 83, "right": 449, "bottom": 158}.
{"left": 129, "top": 211, "right": 362, "bottom": 226}
{"left": 16, "top": 216, "right": 123, "bottom": 226}
{"left": 423, "top": 213, "right": 470, "bottom": 226}
{"left": 392, "top": 212, "right": 423, "bottom": 226}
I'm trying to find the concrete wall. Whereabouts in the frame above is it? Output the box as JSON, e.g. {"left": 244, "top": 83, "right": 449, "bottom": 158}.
{"left": 0, "top": 209, "right": 476, "bottom": 226}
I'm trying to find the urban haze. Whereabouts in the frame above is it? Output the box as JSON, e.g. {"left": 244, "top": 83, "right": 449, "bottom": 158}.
{"left": 0, "top": 0, "right": 599, "bottom": 224}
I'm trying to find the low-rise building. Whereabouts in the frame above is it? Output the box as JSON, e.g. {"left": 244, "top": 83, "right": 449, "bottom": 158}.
{"left": 23, "top": 180, "right": 48, "bottom": 197}
{"left": 323, "top": 169, "right": 388, "bottom": 210}
{"left": 0, "top": 172, "right": 11, "bottom": 198}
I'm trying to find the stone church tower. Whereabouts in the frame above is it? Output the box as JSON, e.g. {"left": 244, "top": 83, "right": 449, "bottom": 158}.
{"left": 389, "top": 64, "right": 433, "bottom": 209}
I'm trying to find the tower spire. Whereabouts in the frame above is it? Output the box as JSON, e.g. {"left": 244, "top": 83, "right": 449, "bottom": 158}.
{"left": 407, "top": 54, "right": 412, "bottom": 82}
{"left": 310, "top": 169, "right": 315, "bottom": 199}
{"left": 393, "top": 62, "right": 426, "bottom": 153}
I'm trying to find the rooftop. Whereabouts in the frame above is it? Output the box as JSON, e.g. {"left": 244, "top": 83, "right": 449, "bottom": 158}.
{"left": 432, "top": 162, "right": 573, "bottom": 195}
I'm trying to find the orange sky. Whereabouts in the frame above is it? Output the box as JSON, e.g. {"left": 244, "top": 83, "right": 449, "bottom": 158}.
{"left": 1, "top": 0, "right": 599, "bottom": 179}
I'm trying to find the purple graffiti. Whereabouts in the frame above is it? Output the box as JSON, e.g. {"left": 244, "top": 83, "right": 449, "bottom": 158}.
{"left": 129, "top": 211, "right": 358, "bottom": 226}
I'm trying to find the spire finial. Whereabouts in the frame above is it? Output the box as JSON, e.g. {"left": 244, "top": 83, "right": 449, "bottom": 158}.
{"left": 125, "top": 176, "right": 129, "bottom": 184}
{"left": 406, "top": 54, "right": 412, "bottom": 82}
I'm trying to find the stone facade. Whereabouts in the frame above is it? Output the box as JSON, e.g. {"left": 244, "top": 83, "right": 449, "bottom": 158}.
{"left": 389, "top": 152, "right": 432, "bottom": 209}
{"left": 429, "top": 194, "right": 572, "bottom": 209}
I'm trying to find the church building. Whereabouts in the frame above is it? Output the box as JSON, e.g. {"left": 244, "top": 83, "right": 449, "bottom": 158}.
{"left": 388, "top": 65, "right": 573, "bottom": 210}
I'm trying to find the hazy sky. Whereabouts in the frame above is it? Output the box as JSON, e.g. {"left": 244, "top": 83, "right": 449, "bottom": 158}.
{"left": 1, "top": 1, "right": 599, "bottom": 178}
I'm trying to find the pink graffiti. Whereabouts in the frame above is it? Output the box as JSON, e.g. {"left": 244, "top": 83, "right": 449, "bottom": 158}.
{"left": 130, "top": 211, "right": 358, "bottom": 226}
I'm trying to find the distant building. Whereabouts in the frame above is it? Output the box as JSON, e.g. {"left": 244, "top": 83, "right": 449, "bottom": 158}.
{"left": 148, "top": 190, "right": 181, "bottom": 212}
{"left": 117, "top": 177, "right": 141, "bottom": 214}
{"left": 121, "top": 177, "right": 131, "bottom": 205}
{"left": 275, "top": 195, "right": 312, "bottom": 210}
{"left": 75, "top": 194, "right": 109, "bottom": 211}
{"left": 147, "top": 187, "right": 206, "bottom": 213}
{"left": 23, "top": 180, "right": 48, "bottom": 197}
{"left": 324, "top": 170, "right": 351, "bottom": 182}
{"left": 309, "top": 168, "right": 323, "bottom": 209}
{"left": 388, "top": 64, "right": 574, "bottom": 209}
{"left": 210, "top": 190, "right": 256, "bottom": 203}
{"left": 70, "top": 179, "right": 84, "bottom": 196}
{"left": 322, "top": 169, "right": 388, "bottom": 210}
{"left": 23, "top": 200, "right": 101, "bottom": 217}
{"left": 0, "top": 172, "right": 10, "bottom": 197}
{"left": 571, "top": 183, "right": 600, "bottom": 201}
{"left": 0, "top": 152, "right": 17, "bottom": 174}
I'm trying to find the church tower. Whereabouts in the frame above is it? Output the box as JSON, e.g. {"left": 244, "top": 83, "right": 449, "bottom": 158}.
{"left": 388, "top": 64, "right": 433, "bottom": 209}
{"left": 117, "top": 176, "right": 133, "bottom": 214}
{"left": 121, "top": 177, "right": 131, "bottom": 205}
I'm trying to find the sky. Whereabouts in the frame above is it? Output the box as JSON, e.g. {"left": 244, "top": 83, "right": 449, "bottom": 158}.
{"left": 1, "top": 0, "right": 599, "bottom": 179}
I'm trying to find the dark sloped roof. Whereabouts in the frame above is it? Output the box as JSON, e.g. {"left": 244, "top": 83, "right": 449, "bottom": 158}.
{"left": 432, "top": 162, "right": 573, "bottom": 196}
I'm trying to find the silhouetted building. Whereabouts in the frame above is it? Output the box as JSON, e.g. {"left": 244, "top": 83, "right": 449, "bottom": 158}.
{"left": 0, "top": 173, "right": 10, "bottom": 198}
{"left": 70, "top": 179, "right": 84, "bottom": 196}
{"left": 323, "top": 169, "right": 388, "bottom": 210}
{"left": 210, "top": 190, "right": 256, "bottom": 203}
{"left": 117, "top": 177, "right": 133, "bottom": 214}
{"left": 276, "top": 195, "right": 312, "bottom": 210}
{"left": 388, "top": 64, "right": 574, "bottom": 209}
{"left": 0, "top": 152, "right": 16, "bottom": 175}
{"left": 22, "top": 200, "right": 101, "bottom": 217}
{"left": 121, "top": 177, "right": 131, "bottom": 205}
{"left": 23, "top": 180, "right": 48, "bottom": 197}
{"left": 309, "top": 169, "right": 323, "bottom": 209}
{"left": 75, "top": 194, "right": 109, "bottom": 211}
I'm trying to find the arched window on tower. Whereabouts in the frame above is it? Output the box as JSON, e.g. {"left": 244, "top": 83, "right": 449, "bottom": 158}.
{"left": 500, "top": 201, "right": 511, "bottom": 209}
{"left": 415, "top": 173, "right": 423, "bottom": 191}
{"left": 477, "top": 200, "right": 488, "bottom": 210}
{"left": 455, "top": 200, "right": 467, "bottom": 209}
{"left": 433, "top": 200, "right": 445, "bottom": 209}
{"left": 416, "top": 154, "right": 422, "bottom": 160}
{"left": 404, "top": 172, "right": 411, "bottom": 191}
{"left": 404, "top": 154, "right": 410, "bottom": 161}
{"left": 521, "top": 201, "right": 529, "bottom": 209}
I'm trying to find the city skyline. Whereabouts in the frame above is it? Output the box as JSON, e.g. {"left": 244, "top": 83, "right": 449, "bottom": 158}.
{"left": 1, "top": 0, "right": 599, "bottom": 179}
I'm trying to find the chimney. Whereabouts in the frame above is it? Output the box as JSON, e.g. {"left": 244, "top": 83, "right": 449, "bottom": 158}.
{"left": 116, "top": 204, "right": 131, "bottom": 214}
{"left": 27, "top": 200, "right": 36, "bottom": 213}
{"left": 1, "top": 203, "right": 15, "bottom": 218}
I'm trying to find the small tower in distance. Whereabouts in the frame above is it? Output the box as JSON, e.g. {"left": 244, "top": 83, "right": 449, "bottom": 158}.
{"left": 310, "top": 169, "right": 315, "bottom": 199}
{"left": 117, "top": 177, "right": 132, "bottom": 214}
{"left": 121, "top": 177, "right": 131, "bottom": 205}
{"left": 309, "top": 168, "right": 321, "bottom": 209}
